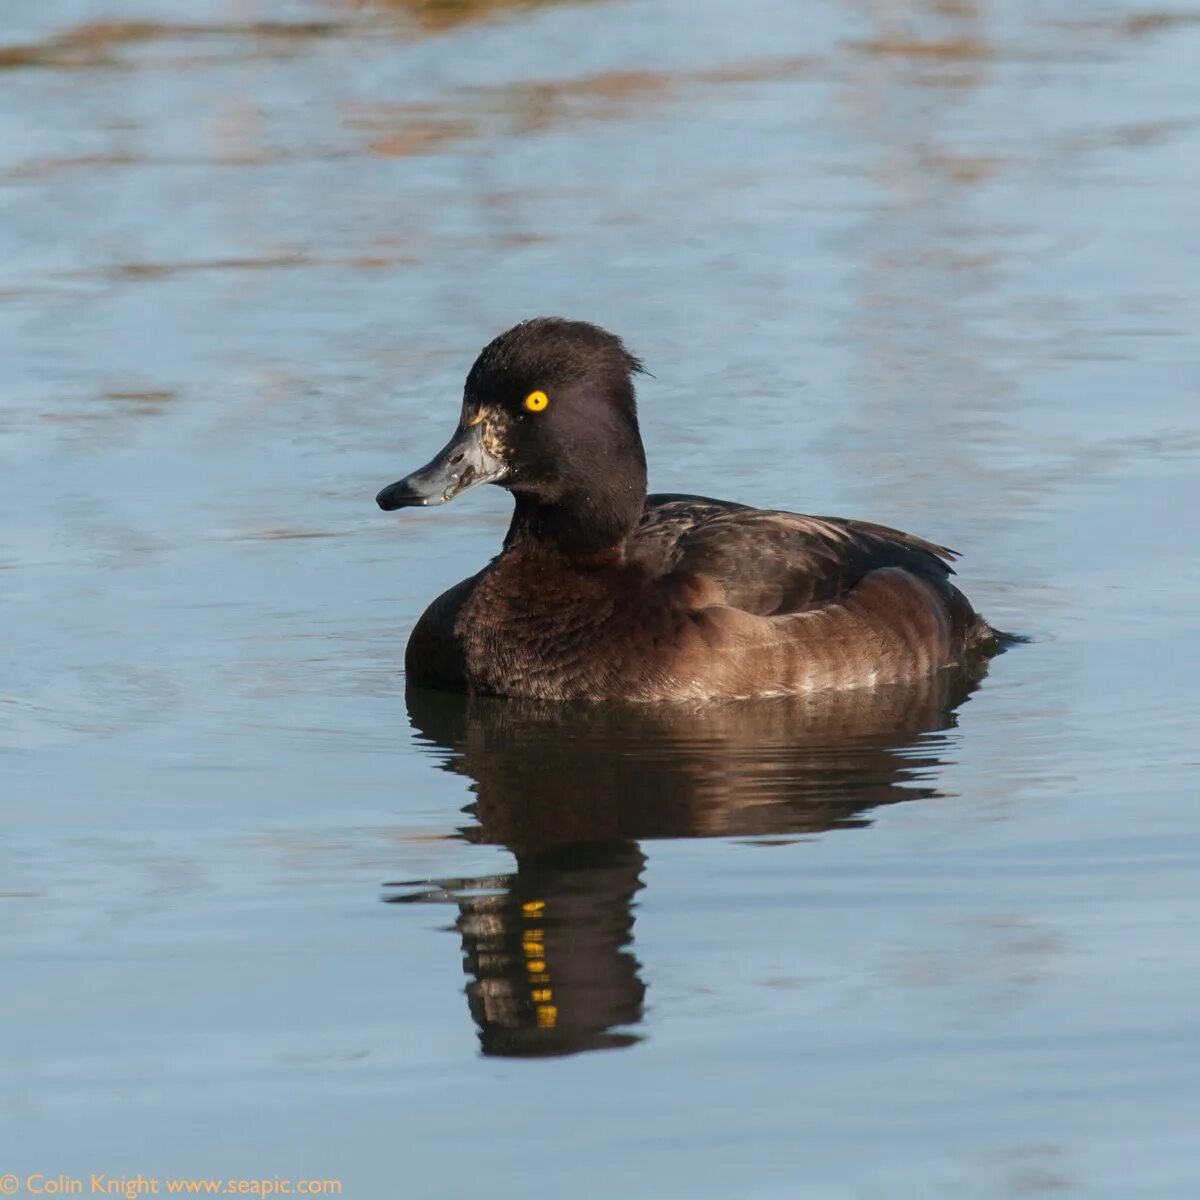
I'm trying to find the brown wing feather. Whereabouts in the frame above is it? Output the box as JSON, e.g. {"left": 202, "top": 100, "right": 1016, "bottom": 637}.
{"left": 634, "top": 493, "right": 959, "bottom": 617}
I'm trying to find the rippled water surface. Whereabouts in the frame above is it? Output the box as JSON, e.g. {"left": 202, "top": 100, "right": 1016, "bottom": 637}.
{"left": 3, "top": 0, "right": 1199, "bottom": 1195}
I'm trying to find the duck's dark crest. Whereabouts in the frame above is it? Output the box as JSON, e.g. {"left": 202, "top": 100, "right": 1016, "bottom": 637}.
{"left": 467, "top": 317, "right": 646, "bottom": 404}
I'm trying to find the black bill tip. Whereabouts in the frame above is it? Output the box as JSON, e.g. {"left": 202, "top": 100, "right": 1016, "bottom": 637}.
{"left": 376, "top": 479, "right": 431, "bottom": 510}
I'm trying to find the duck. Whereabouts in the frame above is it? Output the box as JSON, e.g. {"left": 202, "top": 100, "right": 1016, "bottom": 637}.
{"left": 376, "top": 317, "right": 1002, "bottom": 702}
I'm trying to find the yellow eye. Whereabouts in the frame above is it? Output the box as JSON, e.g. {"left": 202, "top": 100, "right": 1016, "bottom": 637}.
{"left": 523, "top": 390, "right": 549, "bottom": 413}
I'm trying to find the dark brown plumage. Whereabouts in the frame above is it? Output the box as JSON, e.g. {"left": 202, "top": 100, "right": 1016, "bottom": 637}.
{"left": 377, "top": 318, "right": 1003, "bottom": 701}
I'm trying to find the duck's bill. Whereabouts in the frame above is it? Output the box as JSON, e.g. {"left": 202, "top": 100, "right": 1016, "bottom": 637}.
{"left": 376, "top": 422, "right": 509, "bottom": 510}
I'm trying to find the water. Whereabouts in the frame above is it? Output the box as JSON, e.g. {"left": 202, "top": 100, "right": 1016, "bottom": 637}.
{"left": 2, "top": 0, "right": 1198, "bottom": 1194}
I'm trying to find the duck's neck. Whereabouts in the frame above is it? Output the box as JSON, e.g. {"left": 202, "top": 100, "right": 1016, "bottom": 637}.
{"left": 505, "top": 475, "right": 647, "bottom": 560}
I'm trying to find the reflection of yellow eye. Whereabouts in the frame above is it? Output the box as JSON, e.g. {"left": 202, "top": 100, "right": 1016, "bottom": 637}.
{"left": 523, "top": 390, "right": 549, "bottom": 413}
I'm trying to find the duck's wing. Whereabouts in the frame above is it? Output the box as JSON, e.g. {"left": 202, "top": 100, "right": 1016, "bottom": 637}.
{"left": 634, "top": 493, "right": 959, "bottom": 617}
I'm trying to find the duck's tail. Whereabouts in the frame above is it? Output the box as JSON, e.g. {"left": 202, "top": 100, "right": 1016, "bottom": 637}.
{"left": 969, "top": 618, "right": 1029, "bottom": 655}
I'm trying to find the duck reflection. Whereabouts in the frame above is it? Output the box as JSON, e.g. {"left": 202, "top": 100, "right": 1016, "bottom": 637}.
{"left": 387, "top": 664, "right": 988, "bottom": 1057}
{"left": 391, "top": 841, "right": 646, "bottom": 1057}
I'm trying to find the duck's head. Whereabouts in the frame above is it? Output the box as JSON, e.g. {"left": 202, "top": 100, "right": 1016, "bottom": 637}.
{"left": 377, "top": 318, "right": 649, "bottom": 554}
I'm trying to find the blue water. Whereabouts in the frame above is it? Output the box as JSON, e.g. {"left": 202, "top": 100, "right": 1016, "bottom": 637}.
{"left": 2, "top": 0, "right": 1199, "bottom": 1195}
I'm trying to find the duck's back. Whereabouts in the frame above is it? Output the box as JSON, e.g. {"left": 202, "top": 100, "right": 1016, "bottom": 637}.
{"left": 626, "top": 493, "right": 995, "bottom": 697}
{"left": 633, "top": 494, "right": 962, "bottom": 614}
